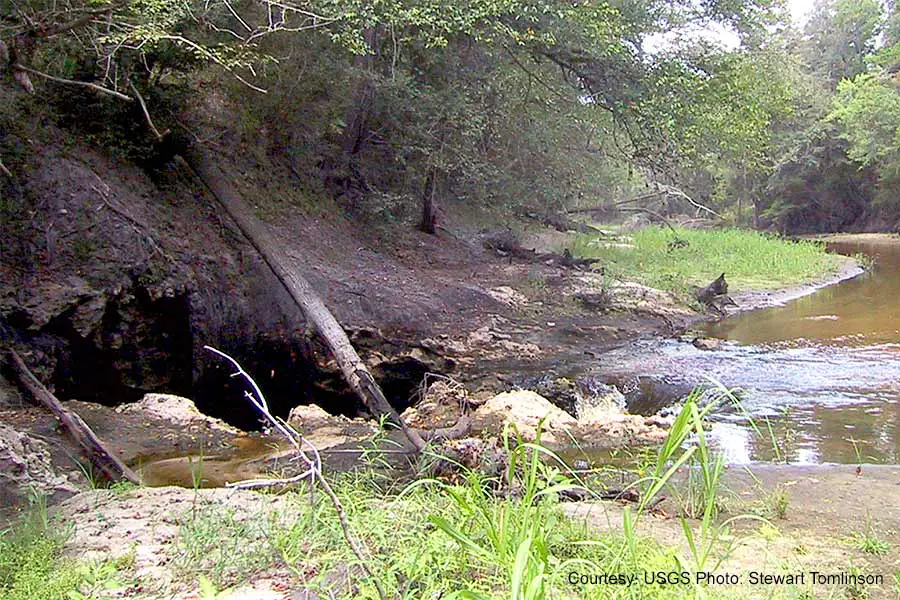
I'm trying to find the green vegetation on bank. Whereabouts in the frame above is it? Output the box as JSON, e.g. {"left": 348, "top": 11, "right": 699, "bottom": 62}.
{"left": 569, "top": 227, "right": 846, "bottom": 297}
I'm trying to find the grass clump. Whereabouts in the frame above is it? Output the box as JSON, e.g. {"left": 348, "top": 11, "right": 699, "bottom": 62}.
{"left": 852, "top": 522, "right": 891, "bottom": 556}
{"left": 229, "top": 395, "right": 759, "bottom": 599}
{"left": 569, "top": 226, "right": 845, "bottom": 297}
{"left": 0, "top": 496, "right": 123, "bottom": 600}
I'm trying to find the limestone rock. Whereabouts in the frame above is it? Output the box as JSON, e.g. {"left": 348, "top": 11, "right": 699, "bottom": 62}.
{"left": 0, "top": 424, "right": 78, "bottom": 507}
{"left": 117, "top": 393, "right": 239, "bottom": 436}
{"left": 692, "top": 337, "right": 722, "bottom": 351}
{"left": 401, "top": 380, "right": 469, "bottom": 429}
{"left": 287, "top": 403, "right": 336, "bottom": 430}
{"left": 471, "top": 390, "right": 575, "bottom": 445}
{"left": 574, "top": 382, "right": 627, "bottom": 422}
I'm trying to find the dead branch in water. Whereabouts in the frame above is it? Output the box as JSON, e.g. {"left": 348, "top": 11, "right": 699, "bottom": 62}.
{"left": 8, "top": 349, "right": 140, "bottom": 484}
{"left": 204, "top": 346, "right": 392, "bottom": 600}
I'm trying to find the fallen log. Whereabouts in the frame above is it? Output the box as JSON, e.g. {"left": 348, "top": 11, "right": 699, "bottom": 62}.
{"left": 180, "top": 147, "right": 427, "bottom": 453}
{"left": 8, "top": 350, "right": 140, "bottom": 484}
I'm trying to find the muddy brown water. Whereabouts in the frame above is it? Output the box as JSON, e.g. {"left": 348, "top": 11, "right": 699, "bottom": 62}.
{"left": 599, "top": 237, "right": 900, "bottom": 465}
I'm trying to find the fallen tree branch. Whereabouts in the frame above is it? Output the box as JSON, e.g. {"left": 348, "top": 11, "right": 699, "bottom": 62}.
{"left": 664, "top": 186, "right": 722, "bottom": 219}
{"left": 618, "top": 207, "right": 680, "bottom": 236}
{"left": 0, "top": 155, "right": 11, "bottom": 178}
{"left": 14, "top": 64, "right": 133, "bottom": 101}
{"left": 206, "top": 346, "right": 392, "bottom": 600}
{"left": 182, "top": 148, "right": 426, "bottom": 453}
{"left": 569, "top": 190, "right": 668, "bottom": 214}
{"left": 8, "top": 349, "right": 140, "bottom": 484}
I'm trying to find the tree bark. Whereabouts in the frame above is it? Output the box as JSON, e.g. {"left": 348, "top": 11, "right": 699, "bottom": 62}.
{"left": 181, "top": 147, "right": 427, "bottom": 452}
{"left": 9, "top": 350, "right": 140, "bottom": 484}
{"left": 419, "top": 168, "right": 437, "bottom": 234}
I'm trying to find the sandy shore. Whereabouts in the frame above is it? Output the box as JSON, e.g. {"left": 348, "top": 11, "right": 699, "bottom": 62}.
{"left": 730, "top": 256, "right": 865, "bottom": 313}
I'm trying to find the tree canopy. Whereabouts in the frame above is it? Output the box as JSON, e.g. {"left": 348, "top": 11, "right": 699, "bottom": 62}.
{"left": 1, "top": 0, "right": 897, "bottom": 232}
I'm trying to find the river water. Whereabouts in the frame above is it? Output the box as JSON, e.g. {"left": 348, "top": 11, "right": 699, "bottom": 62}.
{"left": 599, "top": 236, "right": 900, "bottom": 465}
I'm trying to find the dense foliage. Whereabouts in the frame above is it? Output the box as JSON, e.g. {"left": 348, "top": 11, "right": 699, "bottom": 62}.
{"left": 1, "top": 0, "right": 897, "bottom": 232}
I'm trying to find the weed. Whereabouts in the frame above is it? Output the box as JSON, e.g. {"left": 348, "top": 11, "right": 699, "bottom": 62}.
{"left": 0, "top": 494, "right": 121, "bottom": 600}
{"left": 852, "top": 519, "right": 891, "bottom": 556}
{"left": 769, "top": 487, "right": 791, "bottom": 519}
{"left": 844, "top": 566, "right": 870, "bottom": 599}
{"left": 176, "top": 504, "right": 278, "bottom": 587}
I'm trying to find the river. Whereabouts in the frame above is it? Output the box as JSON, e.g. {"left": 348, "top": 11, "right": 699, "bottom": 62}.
{"left": 598, "top": 235, "right": 900, "bottom": 465}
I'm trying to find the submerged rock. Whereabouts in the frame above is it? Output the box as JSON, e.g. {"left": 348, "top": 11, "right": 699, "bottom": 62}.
{"left": 692, "top": 337, "right": 722, "bottom": 351}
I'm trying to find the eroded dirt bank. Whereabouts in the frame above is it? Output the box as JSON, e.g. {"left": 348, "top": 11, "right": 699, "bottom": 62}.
{"left": 0, "top": 117, "right": 690, "bottom": 428}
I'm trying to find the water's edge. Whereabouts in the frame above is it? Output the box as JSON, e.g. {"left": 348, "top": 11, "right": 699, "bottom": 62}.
{"left": 729, "top": 257, "right": 864, "bottom": 314}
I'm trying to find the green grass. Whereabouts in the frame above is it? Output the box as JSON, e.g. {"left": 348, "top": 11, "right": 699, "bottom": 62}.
{"left": 852, "top": 522, "right": 891, "bottom": 556}
{"left": 0, "top": 496, "right": 125, "bottom": 600}
{"left": 569, "top": 226, "right": 846, "bottom": 297}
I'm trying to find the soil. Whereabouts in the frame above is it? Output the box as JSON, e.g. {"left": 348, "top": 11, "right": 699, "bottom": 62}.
{"left": 564, "top": 464, "right": 900, "bottom": 599}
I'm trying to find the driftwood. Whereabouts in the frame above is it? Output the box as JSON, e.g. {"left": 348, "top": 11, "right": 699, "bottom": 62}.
{"left": 8, "top": 350, "right": 140, "bottom": 484}
{"left": 527, "top": 212, "right": 601, "bottom": 235}
{"left": 571, "top": 185, "right": 722, "bottom": 220}
{"left": 489, "top": 244, "right": 602, "bottom": 270}
{"left": 619, "top": 207, "right": 680, "bottom": 236}
{"left": 414, "top": 415, "right": 471, "bottom": 442}
{"left": 207, "top": 347, "right": 391, "bottom": 600}
{"left": 695, "top": 273, "right": 737, "bottom": 314}
{"left": 181, "top": 147, "right": 427, "bottom": 453}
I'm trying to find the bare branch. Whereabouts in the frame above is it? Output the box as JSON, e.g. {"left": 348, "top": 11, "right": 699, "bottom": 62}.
{"left": 128, "top": 79, "right": 165, "bottom": 140}
{"left": 158, "top": 35, "right": 267, "bottom": 93}
{"left": 664, "top": 185, "right": 723, "bottom": 219}
{"left": 14, "top": 63, "right": 133, "bottom": 101}
{"left": 204, "top": 346, "right": 392, "bottom": 600}
{"left": 43, "top": 2, "right": 122, "bottom": 37}
{"left": 0, "top": 156, "right": 11, "bottom": 178}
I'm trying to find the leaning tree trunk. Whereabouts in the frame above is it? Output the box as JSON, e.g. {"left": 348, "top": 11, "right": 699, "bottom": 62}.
{"left": 181, "top": 147, "right": 426, "bottom": 452}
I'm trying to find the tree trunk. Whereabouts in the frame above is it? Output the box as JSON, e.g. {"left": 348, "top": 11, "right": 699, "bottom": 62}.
{"left": 341, "top": 27, "right": 379, "bottom": 159}
{"left": 9, "top": 350, "right": 140, "bottom": 484}
{"left": 419, "top": 168, "right": 437, "bottom": 234}
{"left": 181, "top": 148, "right": 426, "bottom": 452}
